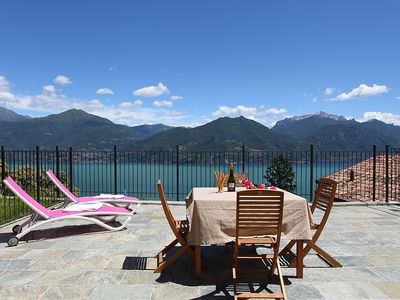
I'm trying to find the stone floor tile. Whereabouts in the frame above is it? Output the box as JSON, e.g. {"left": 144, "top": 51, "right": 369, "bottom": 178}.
{"left": 0, "top": 270, "right": 45, "bottom": 286}
{"left": 373, "top": 281, "right": 400, "bottom": 299}
{"left": 154, "top": 283, "right": 200, "bottom": 299}
{"left": 368, "top": 267, "right": 400, "bottom": 281}
{"left": 0, "top": 284, "right": 48, "bottom": 300}
{"left": 38, "top": 285, "right": 95, "bottom": 300}
{"left": 89, "top": 284, "right": 155, "bottom": 300}
{"left": 285, "top": 283, "right": 325, "bottom": 299}
{"left": 0, "top": 204, "right": 400, "bottom": 299}
{"left": 314, "top": 281, "right": 390, "bottom": 300}
{"left": 30, "top": 270, "right": 85, "bottom": 286}
{"left": 334, "top": 255, "right": 372, "bottom": 267}
{"left": 364, "top": 255, "right": 398, "bottom": 267}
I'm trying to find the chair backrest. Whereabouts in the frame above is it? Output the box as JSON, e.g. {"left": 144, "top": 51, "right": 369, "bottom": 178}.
{"left": 3, "top": 177, "right": 50, "bottom": 219}
{"left": 310, "top": 178, "right": 337, "bottom": 214}
{"left": 236, "top": 189, "right": 284, "bottom": 242}
{"left": 157, "top": 179, "right": 183, "bottom": 241}
{"left": 47, "top": 169, "right": 78, "bottom": 202}
{"left": 310, "top": 178, "right": 337, "bottom": 240}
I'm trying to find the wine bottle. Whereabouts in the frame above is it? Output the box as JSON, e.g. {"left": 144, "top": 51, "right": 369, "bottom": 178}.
{"left": 227, "top": 163, "right": 236, "bottom": 192}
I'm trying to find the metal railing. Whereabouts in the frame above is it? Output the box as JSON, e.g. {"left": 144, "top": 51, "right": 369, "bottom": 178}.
{"left": 1, "top": 145, "right": 399, "bottom": 225}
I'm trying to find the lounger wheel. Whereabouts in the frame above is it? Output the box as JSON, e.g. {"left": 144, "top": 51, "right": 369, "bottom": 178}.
{"left": 12, "top": 225, "right": 21, "bottom": 234}
{"left": 7, "top": 236, "right": 19, "bottom": 247}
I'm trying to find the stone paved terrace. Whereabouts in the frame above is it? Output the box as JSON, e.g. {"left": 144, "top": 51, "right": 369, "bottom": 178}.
{"left": 0, "top": 203, "right": 400, "bottom": 299}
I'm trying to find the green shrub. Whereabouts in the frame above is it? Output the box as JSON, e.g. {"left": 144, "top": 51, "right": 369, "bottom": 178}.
{"left": 263, "top": 155, "right": 297, "bottom": 192}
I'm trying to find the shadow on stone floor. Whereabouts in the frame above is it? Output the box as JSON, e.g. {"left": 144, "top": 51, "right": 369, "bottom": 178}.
{"left": 1, "top": 223, "right": 114, "bottom": 244}
{"left": 122, "top": 256, "right": 151, "bottom": 270}
{"left": 0, "top": 232, "right": 14, "bottom": 243}
{"left": 147, "top": 245, "right": 293, "bottom": 298}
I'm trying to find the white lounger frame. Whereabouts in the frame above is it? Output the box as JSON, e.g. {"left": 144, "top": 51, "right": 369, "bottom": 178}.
{"left": 4, "top": 178, "right": 133, "bottom": 245}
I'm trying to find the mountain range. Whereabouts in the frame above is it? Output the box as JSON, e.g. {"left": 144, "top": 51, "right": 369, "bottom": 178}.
{"left": 0, "top": 108, "right": 399, "bottom": 151}
{"left": 0, "top": 107, "right": 31, "bottom": 122}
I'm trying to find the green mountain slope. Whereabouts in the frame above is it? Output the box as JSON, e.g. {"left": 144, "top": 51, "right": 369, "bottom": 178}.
{"left": 0, "top": 109, "right": 142, "bottom": 150}
{"left": 130, "top": 124, "right": 173, "bottom": 138}
{"left": 0, "top": 107, "right": 31, "bottom": 121}
{"left": 131, "top": 116, "right": 299, "bottom": 151}
{"left": 304, "top": 120, "right": 400, "bottom": 150}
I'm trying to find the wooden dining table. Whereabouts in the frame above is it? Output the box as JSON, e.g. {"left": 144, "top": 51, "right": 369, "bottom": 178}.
{"left": 185, "top": 187, "right": 313, "bottom": 279}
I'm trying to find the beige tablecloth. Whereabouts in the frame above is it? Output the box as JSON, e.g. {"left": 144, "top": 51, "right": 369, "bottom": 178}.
{"left": 186, "top": 187, "right": 313, "bottom": 245}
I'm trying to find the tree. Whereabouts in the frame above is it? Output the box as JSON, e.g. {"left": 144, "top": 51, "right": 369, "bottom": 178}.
{"left": 264, "top": 155, "right": 297, "bottom": 192}
{"left": 0, "top": 160, "right": 9, "bottom": 178}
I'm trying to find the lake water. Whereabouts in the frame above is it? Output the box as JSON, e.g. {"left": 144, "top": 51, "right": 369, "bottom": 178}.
{"left": 61, "top": 162, "right": 349, "bottom": 201}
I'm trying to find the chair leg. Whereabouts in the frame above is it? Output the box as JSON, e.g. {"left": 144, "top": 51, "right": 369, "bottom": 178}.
{"left": 154, "top": 245, "right": 190, "bottom": 273}
{"left": 307, "top": 241, "right": 342, "bottom": 267}
{"left": 276, "top": 258, "right": 287, "bottom": 300}
{"left": 289, "top": 241, "right": 341, "bottom": 268}
{"left": 155, "top": 239, "right": 179, "bottom": 265}
{"left": 269, "top": 247, "right": 278, "bottom": 277}
{"left": 279, "top": 240, "right": 296, "bottom": 257}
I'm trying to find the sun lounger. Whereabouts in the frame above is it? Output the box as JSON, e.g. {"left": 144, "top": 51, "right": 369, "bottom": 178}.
{"left": 46, "top": 169, "right": 140, "bottom": 210}
{"left": 3, "top": 177, "right": 134, "bottom": 247}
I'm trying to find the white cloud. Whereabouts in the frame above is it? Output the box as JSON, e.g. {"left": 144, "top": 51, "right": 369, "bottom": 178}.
{"left": 335, "top": 84, "right": 388, "bottom": 101}
{"left": 0, "top": 75, "right": 10, "bottom": 91}
{"left": 133, "top": 100, "right": 143, "bottom": 106}
{"left": 212, "top": 104, "right": 287, "bottom": 127}
{"left": 213, "top": 105, "right": 286, "bottom": 117}
{"left": 397, "top": 96, "right": 400, "bottom": 100}
{"left": 0, "top": 75, "right": 16, "bottom": 103}
{"left": 42, "top": 85, "right": 57, "bottom": 95}
{"left": 0, "top": 75, "right": 197, "bottom": 126}
{"left": 324, "top": 87, "right": 335, "bottom": 96}
{"left": 360, "top": 112, "right": 400, "bottom": 126}
{"left": 213, "top": 105, "right": 258, "bottom": 117}
{"left": 171, "top": 95, "right": 183, "bottom": 101}
{"left": 119, "top": 100, "right": 143, "bottom": 110}
{"left": 96, "top": 88, "right": 114, "bottom": 95}
{"left": 108, "top": 65, "right": 118, "bottom": 72}
{"left": 133, "top": 82, "right": 169, "bottom": 98}
{"left": 119, "top": 102, "right": 133, "bottom": 109}
{"left": 53, "top": 75, "right": 72, "bottom": 86}
{"left": 87, "top": 99, "right": 104, "bottom": 110}
{"left": 264, "top": 108, "right": 287, "bottom": 115}
{"left": 153, "top": 100, "right": 173, "bottom": 107}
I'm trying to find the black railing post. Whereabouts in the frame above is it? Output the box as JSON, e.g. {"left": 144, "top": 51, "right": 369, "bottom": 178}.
{"left": 56, "top": 146, "right": 60, "bottom": 198}
{"left": 385, "top": 145, "right": 389, "bottom": 203}
{"left": 176, "top": 145, "right": 180, "bottom": 201}
{"left": 35, "top": 145, "right": 40, "bottom": 203}
{"left": 114, "top": 145, "right": 117, "bottom": 195}
{"left": 242, "top": 145, "right": 245, "bottom": 173}
{"left": 1, "top": 146, "right": 5, "bottom": 191}
{"left": 68, "top": 147, "right": 73, "bottom": 191}
{"left": 309, "top": 144, "right": 314, "bottom": 201}
{"left": 372, "top": 145, "right": 376, "bottom": 201}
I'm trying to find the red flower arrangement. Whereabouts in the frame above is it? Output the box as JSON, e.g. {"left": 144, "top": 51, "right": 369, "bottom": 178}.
{"left": 241, "top": 178, "right": 276, "bottom": 190}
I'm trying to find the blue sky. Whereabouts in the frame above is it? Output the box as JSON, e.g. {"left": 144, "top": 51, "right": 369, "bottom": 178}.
{"left": 0, "top": 0, "right": 399, "bottom": 127}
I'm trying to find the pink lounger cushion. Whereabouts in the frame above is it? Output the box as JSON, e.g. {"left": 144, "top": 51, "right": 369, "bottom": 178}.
{"left": 46, "top": 169, "right": 140, "bottom": 203}
{"left": 78, "top": 195, "right": 140, "bottom": 203}
{"left": 4, "top": 177, "right": 132, "bottom": 219}
{"left": 50, "top": 205, "right": 131, "bottom": 218}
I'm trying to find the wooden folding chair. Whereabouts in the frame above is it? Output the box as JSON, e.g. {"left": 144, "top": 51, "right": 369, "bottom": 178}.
{"left": 281, "top": 178, "right": 342, "bottom": 268}
{"left": 154, "top": 179, "right": 195, "bottom": 273}
{"left": 232, "top": 189, "right": 287, "bottom": 300}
